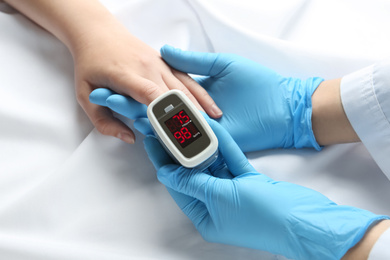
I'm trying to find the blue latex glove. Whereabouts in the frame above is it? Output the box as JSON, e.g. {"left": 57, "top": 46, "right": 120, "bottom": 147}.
{"left": 90, "top": 46, "right": 324, "bottom": 151}
{"left": 144, "top": 118, "right": 388, "bottom": 260}
{"left": 161, "top": 45, "right": 324, "bottom": 151}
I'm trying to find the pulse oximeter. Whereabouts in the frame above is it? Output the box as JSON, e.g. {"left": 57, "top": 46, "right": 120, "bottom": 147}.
{"left": 147, "top": 90, "right": 218, "bottom": 168}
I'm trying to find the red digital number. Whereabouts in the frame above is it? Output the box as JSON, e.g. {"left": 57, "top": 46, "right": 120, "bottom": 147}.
{"left": 181, "top": 127, "right": 192, "bottom": 139}
{"left": 174, "top": 131, "right": 185, "bottom": 144}
{"left": 172, "top": 115, "right": 182, "bottom": 126}
{"left": 167, "top": 110, "right": 195, "bottom": 147}
{"left": 179, "top": 111, "right": 190, "bottom": 124}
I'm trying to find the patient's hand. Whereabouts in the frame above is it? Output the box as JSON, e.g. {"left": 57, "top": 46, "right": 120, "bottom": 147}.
{"left": 4, "top": 0, "right": 221, "bottom": 144}
{"left": 73, "top": 28, "right": 222, "bottom": 143}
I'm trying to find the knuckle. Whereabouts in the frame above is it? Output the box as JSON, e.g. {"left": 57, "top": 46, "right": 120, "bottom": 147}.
{"left": 75, "top": 88, "right": 87, "bottom": 104}
{"left": 75, "top": 91, "right": 84, "bottom": 104}
{"left": 75, "top": 80, "right": 93, "bottom": 105}
{"left": 141, "top": 82, "right": 161, "bottom": 102}
{"left": 176, "top": 85, "right": 192, "bottom": 97}
{"left": 106, "top": 67, "right": 127, "bottom": 85}
{"left": 93, "top": 117, "right": 111, "bottom": 136}
{"left": 138, "top": 55, "right": 155, "bottom": 67}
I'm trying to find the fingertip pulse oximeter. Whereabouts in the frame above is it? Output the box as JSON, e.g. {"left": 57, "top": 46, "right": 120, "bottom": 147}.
{"left": 147, "top": 90, "right": 218, "bottom": 168}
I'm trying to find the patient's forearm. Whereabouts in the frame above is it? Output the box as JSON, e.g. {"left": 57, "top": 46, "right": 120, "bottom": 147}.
{"left": 311, "top": 78, "right": 360, "bottom": 146}
{"left": 4, "top": 0, "right": 128, "bottom": 56}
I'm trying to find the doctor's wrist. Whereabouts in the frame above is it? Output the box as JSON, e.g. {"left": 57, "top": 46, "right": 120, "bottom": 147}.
{"left": 342, "top": 219, "right": 390, "bottom": 260}
{"left": 311, "top": 78, "right": 360, "bottom": 146}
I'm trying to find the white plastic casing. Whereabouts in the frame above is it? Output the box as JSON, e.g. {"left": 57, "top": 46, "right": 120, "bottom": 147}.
{"left": 147, "top": 90, "right": 218, "bottom": 168}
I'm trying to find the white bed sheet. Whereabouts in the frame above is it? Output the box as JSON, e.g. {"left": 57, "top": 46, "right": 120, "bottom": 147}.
{"left": 1, "top": 1, "right": 390, "bottom": 259}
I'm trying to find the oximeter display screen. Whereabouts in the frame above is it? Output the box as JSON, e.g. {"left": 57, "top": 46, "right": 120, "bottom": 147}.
{"left": 164, "top": 110, "right": 202, "bottom": 148}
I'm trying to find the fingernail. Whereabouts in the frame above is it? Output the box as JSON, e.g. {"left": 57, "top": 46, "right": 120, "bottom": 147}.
{"left": 211, "top": 104, "right": 223, "bottom": 117}
{"left": 117, "top": 133, "right": 134, "bottom": 144}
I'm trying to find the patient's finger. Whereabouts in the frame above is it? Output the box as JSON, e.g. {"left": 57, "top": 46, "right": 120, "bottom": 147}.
{"left": 106, "top": 94, "right": 147, "bottom": 120}
{"left": 78, "top": 82, "right": 135, "bottom": 144}
{"left": 89, "top": 106, "right": 135, "bottom": 144}
{"left": 173, "top": 70, "right": 222, "bottom": 118}
{"left": 160, "top": 45, "right": 229, "bottom": 77}
{"left": 89, "top": 88, "right": 115, "bottom": 106}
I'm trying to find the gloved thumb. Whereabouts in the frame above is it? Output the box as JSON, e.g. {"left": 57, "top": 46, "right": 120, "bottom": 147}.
{"left": 143, "top": 135, "right": 174, "bottom": 170}
{"left": 134, "top": 118, "right": 153, "bottom": 136}
{"left": 157, "top": 164, "right": 216, "bottom": 203}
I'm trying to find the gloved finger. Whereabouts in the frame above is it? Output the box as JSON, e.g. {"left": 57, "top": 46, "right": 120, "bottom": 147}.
{"left": 134, "top": 118, "right": 154, "bottom": 136}
{"left": 160, "top": 45, "right": 230, "bottom": 77}
{"left": 193, "top": 76, "right": 217, "bottom": 94}
{"left": 106, "top": 94, "right": 147, "bottom": 120}
{"left": 144, "top": 135, "right": 218, "bottom": 203}
{"left": 144, "top": 136, "right": 211, "bottom": 225}
{"left": 165, "top": 187, "right": 209, "bottom": 229}
{"left": 207, "top": 156, "right": 234, "bottom": 179}
{"left": 157, "top": 164, "right": 216, "bottom": 203}
{"left": 143, "top": 135, "right": 174, "bottom": 170}
{"left": 207, "top": 119, "right": 256, "bottom": 176}
{"left": 165, "top": 187, "right": 195, "bottom": 210}
{"left": 143, "top": 138, "right": 202, "bottom": 209}
{"left": 89, "top": 88, "right": 116, "bottom": 106}
{"left": 212, "top": 167, "right": 234, "bottom": 179}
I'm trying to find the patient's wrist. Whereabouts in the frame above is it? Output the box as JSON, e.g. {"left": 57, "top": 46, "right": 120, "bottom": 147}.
{"left": 62, "top": 6, "right": 125, "bottom": 57}
{"left": 342, "top": 220, "right": 390, "bottom": 260}
{"left": 3, "top": 0, "right": 124, "bottom": 58}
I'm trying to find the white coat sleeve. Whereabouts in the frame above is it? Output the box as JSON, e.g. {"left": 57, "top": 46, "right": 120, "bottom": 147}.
{"left": 367, "top": 227, "right": 390, "bottom": 260}
{"left": 340, "top": 59, "right": 390, "bottom": 179}
{"left": 340, "top": 60, "right": 390, "bottom": 259}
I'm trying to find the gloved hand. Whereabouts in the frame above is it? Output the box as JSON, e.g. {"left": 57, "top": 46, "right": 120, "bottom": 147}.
{"left": 90, "top": 45, "right": 324, "bottom": 151}
{"left": 144, "top": 118, "right": 388, "bottom": 260}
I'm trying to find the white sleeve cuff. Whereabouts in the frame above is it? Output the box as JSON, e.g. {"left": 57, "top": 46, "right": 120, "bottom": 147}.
{"left": 368, "top": 227, "right": 390, "bottom": 260}
{"left": 340, "top": 60, "right": 390, "bottom": 180}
